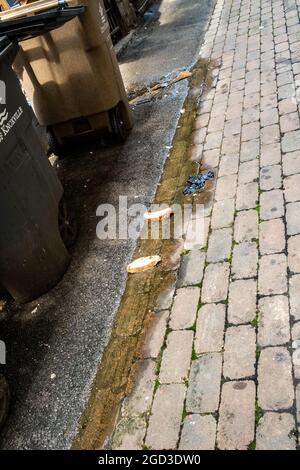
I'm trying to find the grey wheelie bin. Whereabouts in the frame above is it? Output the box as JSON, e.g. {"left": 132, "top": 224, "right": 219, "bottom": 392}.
{"left": 0, "top": 35, "right": 70, "bottom": 303}
{"left": 8, "top": 0, "right": 133, "bottom": 156}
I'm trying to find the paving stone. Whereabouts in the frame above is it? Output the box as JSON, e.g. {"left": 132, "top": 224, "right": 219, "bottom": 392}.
{"left": 224, "top": 118, "right": 241, "bottom": 137}
{"left": 256, "top": 413, "right": 297, "bottom": 450}
{"left": 184, "top": 214, "right": 210, "bottom": 250}
{"left": 232, "top": 68, "right": 245, "bottom": 80}
{"left": 242, "top": 121, "right": 260, "bottom": 141}
{"left": 199, "top": 99, "right": 213, "bottom": 115}
{"left": 204, "top": 131, "right": 223, "bottom": 150}
{"left": 258, "top": 295, "right": 290, "bottom": 347}
{"left": 112, "top": 415, "right": 146, "bottom": 450}
{"left": 260, "top": 189, "right": 284, "bottom": 220}
{"left": 189, "top": 143, "right": 203, "bottom": 162}
{"left": 293, "top": 62, "right": 300, "bottom": 75}
{"left": 260, "top": 165, "right": 282, "bottom": 190}
{"left": 278, "top": 83, "right": 295, "bottom": 101}
{"left": 245, "top": 80, "right": 260, "bottom": 96}
{"left": 236, "top": 182, "right": 258, "bottom": 210}
{"left": 211, "top": 101, "right": 227, "bottom": 118}
{"left": 259, "top": 218, "right": 286, "bottom": 254}
{"left": 123, "top": 359, "right": 156, "bottom": 416}
{"left": 258, "top": 347, "right": 294, "bottom": 410}
{"left": 169, "top": 287, "right": 200, "bottom": 330}
{"left": 240, "top": 139, "right": 260, "bottom": 162}
{"left": 282, "top": 151, "right": 300, "bottom": 176}
{"left": 160, "top": 330, "right": 193, "bottom": 384}
{"left": 288, "top": 235, "right": 300, "bottom": 273}
{"left": 244, "top": 92, "right": 260, "bottom": 109}
{"left": 195, "top": 113, "right": 210, "bottom": 128}
{"left": 155, "top": 277, "right": 176, "bottom": 311}
{"left": 292, "top": 321, "right": 300, "bottom": 342}
{"left": 207, "top": 228, "right": 232, "bottom": 262}
{"left": 246, "top": 59, "right": 260, "bottom": 72}
{"left": 186, "top": 353, "right": 222, "bottom": 413}
{"left": 219, "top": 154, "right": 239, "bottom": 176}
{"left": 246, "top": 70, "right": 260, "bottom": 83}
{"left": 262, "top": 70, "right": 276, "bottom": 86}
{"left": 260, "top": 143, "right": 281, "bottom": 166}
{"left": 292, "top": 332, "right": 300, "bottom": 379}
{"left": 232, "top": 242, "right": 258, "bottom": 279}
{"left": 289, "top": 274, "right": 300, "bottom": 321}
{"left": 243, "top": 106, "right": 259, "bottom": 124}
{"left": 279, "top": 97, "right": 297, "bottom": 115}
{"left": 179, "top": 415, "right": 216, "bottom": 450}
{"left": 260, "top": 108, "right": 279, "bottom": 127}
{"left": 261, "top": 124, "right": 280, "bottom": 145}
{"left": 143, "top": 310, "right": 169, "bottom": 358}
{"left": 177, "top": 250, "right": 205, "bottom": 287}
{"left": 211, "top": 198, "right": 235, "bottom": 229}
{"left": 208, "top": 115, "right": 225, "bottom": 133}
{"left": 258, "top": 254, "right": 287, "bottom": 295}
{"left": 146, "top": 384, "right": 185, "bottom": 450}
{"left": 261, "top": 93, "right": 277, "bottom": 110}
{"left": 286, "top": 202, "right": 300, "bottom": 235}
{"left": 275, "top": 46, "right": 293, "bottom": 57}
{"left": 284, "top": 174, "right": 300, "bottom": 202}
{"left": 234, "top": 209, "right": 258, "bottom": 242}
{"left": 297, "top": 384, "right": 300, "bottom": 431}
{"left": 195, "top": 303, "right": 225, "bottom": 354}
{"left": 228, "top": 90, "right": 244, "bottom": 105}
{"left": 228, "top": 279, "right": 257, "bottom": 324}
{"left": 226, "top": 101, "right": 243, "bottom": 119}
{"left": 215, "top": 174, "right": 238, "bottom": 201}
{"left": 282, "top": 130, "right": 300, "bottom": 153}
{"left": 223, "top": 325, "right": 256, "bottom": 379}
{"left": 280, "top": 112, "right": 300, "bottom": 133}
{"left": 184, "top": 215, "right": 209, "bottom": 250}
{"left": 217, "top": 381, "right": 255, "bottom": 450}
{"left": 201, "top": 262, "right": 230, "bottom": 303}
{"left": 193, "top": 127, "right": 207, "bottom": 145}
{"left": 238, "top": 159, "right": 259, "bottom": 184}
{"left": 202, "top": 149, "right": 220, "bottom": 167}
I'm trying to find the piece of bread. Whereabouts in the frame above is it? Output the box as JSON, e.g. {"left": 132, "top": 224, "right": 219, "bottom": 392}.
{"left": 127, "top": 255, "right": 161, "bottom": 273}
{"left": 144, "top": 207, "right": 173, "bottom": 222}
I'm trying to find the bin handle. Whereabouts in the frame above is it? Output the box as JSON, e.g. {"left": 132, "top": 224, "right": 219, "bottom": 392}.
{"left": 0, "top": 40, "right": 14, "bottom": 59}
{"left": 0, "top": 0, "right": 77, "bottom": 21}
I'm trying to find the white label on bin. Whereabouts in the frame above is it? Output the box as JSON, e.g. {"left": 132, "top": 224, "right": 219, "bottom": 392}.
{"left": 99, "top": 3, "right": 109, "bottom": 34}
{"left": 0, "top": 106, "right": 23, "bottom": 143}
{"left": 0, "top": 108, "right": 8, "bottom": 126}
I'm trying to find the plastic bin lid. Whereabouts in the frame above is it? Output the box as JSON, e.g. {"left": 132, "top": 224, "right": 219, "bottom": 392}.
{"left": 0, "top": 35, "right": 15, "bottom": 61}
{"left": 0, "top": 35, "right": 10, "bottom": 51}
{"left": 0, "top": 5, "right": 85, "bottom": 42}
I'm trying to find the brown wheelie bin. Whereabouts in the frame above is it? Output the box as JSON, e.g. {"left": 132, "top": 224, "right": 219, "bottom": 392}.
{"left": 13, "top": 0, "right": 133, "bottom": 156}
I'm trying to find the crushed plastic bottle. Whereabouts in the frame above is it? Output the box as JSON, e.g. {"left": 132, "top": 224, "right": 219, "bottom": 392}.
{"left": 183, "top": 170, "right": 215, "bottom": 195}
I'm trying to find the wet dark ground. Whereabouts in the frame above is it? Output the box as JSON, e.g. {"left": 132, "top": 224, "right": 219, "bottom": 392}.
{"left": 0, "top": 0, "right": 215, "bottom": 449}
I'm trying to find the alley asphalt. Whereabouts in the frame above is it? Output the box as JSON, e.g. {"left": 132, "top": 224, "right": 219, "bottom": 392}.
{"left": 0, "top": 0, "right": 215, "bottom": 449}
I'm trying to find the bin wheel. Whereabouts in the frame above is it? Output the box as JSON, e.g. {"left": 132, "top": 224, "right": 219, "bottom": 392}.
{"left": 109, "top": 104, "right": 128, "bottom": 143}
{"left": 58, "top": 199, "right": 78, "bottom": 249}
{"left": 47, "top": 128, "right": 69, "bottom": 158}
{"left": 0, "top": 375, "right": 10, "bottom": 430}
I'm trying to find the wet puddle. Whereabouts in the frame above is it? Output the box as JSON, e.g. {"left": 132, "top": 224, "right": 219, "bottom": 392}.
{"left": 73, "top": 57, "right": 217, "bottom": 449}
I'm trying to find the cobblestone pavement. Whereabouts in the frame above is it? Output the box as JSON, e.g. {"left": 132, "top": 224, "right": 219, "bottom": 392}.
{"left": 110, "top": 0, "right": 300, "bottom": 450}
